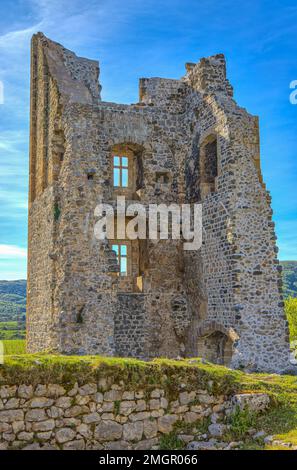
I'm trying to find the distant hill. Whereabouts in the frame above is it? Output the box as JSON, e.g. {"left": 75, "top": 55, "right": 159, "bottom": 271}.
{"left": 0, "top": 266, "right": 296, "bottom": 324}
{"left": 0, "top": 280, "right": 26, "bottom": 322}
{"left": 281, "top": 261, "right": 297, "bottom": 298}
{"left": 0, "top": 280, "right": 26, "bottom": 298}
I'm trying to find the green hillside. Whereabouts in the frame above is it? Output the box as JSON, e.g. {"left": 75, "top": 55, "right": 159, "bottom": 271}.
{"left": 281, "top": 261, "right": 297, "bottom": 298}
{"left": 0, "top": 265, "right": 295, "bottom": 335}
{"left": 0, "top": 279, "right": 26, "bottom": 339}
{"left": 0, "top": 280, "right": 26, "bottom": 298}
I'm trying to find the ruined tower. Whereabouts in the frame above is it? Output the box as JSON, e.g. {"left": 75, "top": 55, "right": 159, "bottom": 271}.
{"left": 27, "top": 33, "right": 290, "bottom": 372}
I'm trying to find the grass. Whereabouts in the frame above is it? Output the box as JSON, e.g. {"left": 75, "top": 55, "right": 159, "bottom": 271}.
{"left": 0, "top": 321, "right": 25, "bottom": 340}
{"left": 228, "top": 405, "right": 257, "bottom": 439}
{"left": 159, "top": 431, "right": 184, "bottom": 450}
{"left": 2, "top": 339, "right": 26, "bottom": 355}
{"left": 0, "top": 354, "right": 297, "bottom": 449}
{"left": 286, "top": 297, "right": 297, "bottom": 341}
{"left": 0, "top": 356, "right": 243, "bottom": 395}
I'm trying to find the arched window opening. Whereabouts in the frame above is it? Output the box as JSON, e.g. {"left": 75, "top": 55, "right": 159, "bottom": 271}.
{"left": 198, "top": 331, "right": 233, "bottom": 366}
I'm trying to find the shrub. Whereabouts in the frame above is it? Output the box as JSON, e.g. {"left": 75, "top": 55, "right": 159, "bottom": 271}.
{"left": 285, "top": 297, "right": 297, "bottom": 341}
{"left": 229, "top": 405, "right": 257, "bottom": 439}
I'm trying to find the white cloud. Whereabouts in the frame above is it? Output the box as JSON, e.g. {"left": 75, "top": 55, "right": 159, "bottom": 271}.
{"left": 0, "top": 23, "right": 42, "bottom": 51}
{"left": 0, "top": 245, "right": 27, "bottom": 259}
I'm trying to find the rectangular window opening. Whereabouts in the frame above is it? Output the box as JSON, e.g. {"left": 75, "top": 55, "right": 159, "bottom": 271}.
{"left": 112, "top": 243, "right": 128, "bottom": 276}
{"left": 113, "top": 155, "right": 129, "bottom": 188}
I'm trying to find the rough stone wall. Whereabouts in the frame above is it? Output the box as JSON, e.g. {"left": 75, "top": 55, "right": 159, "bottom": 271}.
{"left": 27, "top": 33, "right": 290, "bottom": 372}
{"left": 114, "top": 293, "right": 148, "bottom": 358}
{"left": 0, "top": 381, "right": 270, "bottom": 451}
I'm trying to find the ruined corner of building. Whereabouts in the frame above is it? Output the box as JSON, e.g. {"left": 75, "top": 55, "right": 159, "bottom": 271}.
{"left": 26, "top": 32, "right": 290, "bottom": 374}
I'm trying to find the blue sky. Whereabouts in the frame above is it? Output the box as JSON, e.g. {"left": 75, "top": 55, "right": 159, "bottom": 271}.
{"left": 0, "top": 0, "right": 296, "bottom": 279}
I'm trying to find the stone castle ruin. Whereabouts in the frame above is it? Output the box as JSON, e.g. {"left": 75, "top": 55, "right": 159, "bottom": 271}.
{"left": 27, "top": 33, "right": 290, "bottom": 372}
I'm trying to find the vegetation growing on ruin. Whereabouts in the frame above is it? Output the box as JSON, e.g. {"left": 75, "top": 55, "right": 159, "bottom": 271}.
{"left": 286, "top": 297, "right": 297, "bottom": 341}
{"left": 282, "top": 261, "right": 297, "bottom": 298}
{"left": 0, "top": 355, "right": 297, "bottom": 449}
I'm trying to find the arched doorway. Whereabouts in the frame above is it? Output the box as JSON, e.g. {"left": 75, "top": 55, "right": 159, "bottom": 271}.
{"left": 198, "top": 331, "right": 233, "bottom": 366}
{"left": 197, "top": 321, "right": 238, "bottom": 367}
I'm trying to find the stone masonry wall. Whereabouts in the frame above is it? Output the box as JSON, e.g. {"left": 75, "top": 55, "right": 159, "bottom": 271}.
{"left": 0, "top": 379, "right": 270, "bottom": 451}
{"left": 27, "top": 33, "right": 290, "bottom": 373}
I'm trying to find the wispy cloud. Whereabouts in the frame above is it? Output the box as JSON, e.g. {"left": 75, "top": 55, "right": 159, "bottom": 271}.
{"left": 0, "top": 245, "right": 27, "bottom": 259}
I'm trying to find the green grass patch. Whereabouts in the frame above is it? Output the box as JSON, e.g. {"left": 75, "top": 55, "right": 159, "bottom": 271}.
{"left": 159, "top": 431, "right": 184, "bottom": 450}
{"left": 0, "top": 356, "right": 243, "bottom": 394}
{"left": 3, "top": 340, "right": 26, "bottom": 355}
{"left": 0, "top": 321, "right": 25, "bottom": 340}
{"left": 286, "top": 297, "right": 297, "bottom": 341}
{"left": 228, "top": 405, "right": 257, "bottom": 439}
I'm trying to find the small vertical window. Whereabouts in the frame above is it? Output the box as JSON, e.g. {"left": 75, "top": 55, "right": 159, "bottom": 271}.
{"left": 113, "top": 155, "right": 129, "bottom": 188}
{"left": 112, "top": 243, "right": 128, "bottom": 276}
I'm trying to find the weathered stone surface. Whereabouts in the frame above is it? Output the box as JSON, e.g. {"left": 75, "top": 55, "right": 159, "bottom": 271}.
{"left": 55, "top": 428, "right": 76, "bottom": 444}
{"left": 47, "top": 406, "right": 64, "bottom": 419}
{"left": 208, "top": 423, "right": 227, "bottom": 437}
{"left": 0, "top": 379, "right": 278, "bottom": 451}
{"left": 94, "top": 392, "right": 104, "bottom": 403}
{"left": 118, "top": 400, "right": 135, "bottom": 416}
{"left": 129, "top": 412, "right": 150, "bottom": 422}
{"left": 78, "top": 384, "right": 97, "bottom": 396}
{"left": 0, "top": 386, "right": 17, "bottom": 398}
{"left": 77, "top": 423, "right": 92, "bottom": 439}
{"left": 134, "top": 438, "right": 159, "bottom": 450}
{"left": 18, "top": 431, "right": 34, "bottom": 441}
{"left": 123, "top": 421, "right": 143, "bottom": 442}
{"left": 0, "top": 409, "right": 23, "bottom": 423}
{"left": 0, "top": 422, "right": 12, "bottom": 433}
{"left": 36, "top": 431, "right": 52, "bottom": 441}
{"left": 187, "top": 441, "right": 217, "bottom": 450}
{"left": 55, "top": 397, "right": 72, "bottom": 409}
{"left": 63, "top": 439, "right": 85, "bottom": 450}
{"left": 82, "top": 412, "right": 101, "bottom": 424}
{"left": 47, "top": 384, "right": 66, "bottom": 398}
{"left": 32, "top": 419, "right": 55, "bottom": 432}
{"left": 94, "top": 420, "right": 122, "bottom": 441}
{"left": 122, "top": 391, "right": 135, "bottom": 400}
{"left": 25, "top": 409, "right": 47, "bottom": 422}
{"left": 179, "top": 391, "right": 196, "bottom": 405}
{"left": 104, "top": 390, "right": 122, "bottom": 402}
{"left": 143, "top": 419, "right": 158, "bottom": 439}
{"left": 23, "top": 442, "right": 41, "bottom": 450}
{"left": 26, "top": 33, "right": 289, "bottom": 375}
{"left": 29, "top": 397, "right": 54, "bottom": 408}
{"left": 184, "top": 411, "right": 200, "bottom": 424}
{"left": 12, "top": 420, "right": 25, "bottom": 434}
{"left": 18, "top": 385, "right": 33, "bottom": 399}
{"left": 157, "top": 415, "right": 178, "bottom": 433}
{"left": 231, "top": 393, "right": 270, "bottom": 412}
{"left": 105, "top": 440, "right": 131, "bottom": 450}
{"left": 4, "top": 398, "right": 20, "bottom": 409}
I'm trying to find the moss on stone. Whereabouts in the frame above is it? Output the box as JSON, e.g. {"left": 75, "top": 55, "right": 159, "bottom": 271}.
{"left": 0, "top": 356, "right": 242, "bottom": 394}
